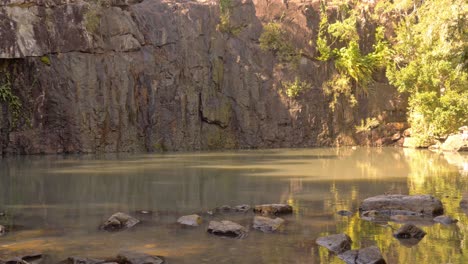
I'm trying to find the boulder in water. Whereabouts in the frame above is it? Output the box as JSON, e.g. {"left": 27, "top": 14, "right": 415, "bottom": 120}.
{"left": 207, "top": 220, "right": 247, "bottom": 238}
{"left": 433, "top": 215, "right": 458, "bottom": 225}
{"left": 316, "top": 233, "right": 352, "bottom": 254}
{"left": 252, "top": 216, "right": 285, "bottom": 233}
{"left": 338, "top": 246, "right": 386, "bottom": 264}
{"left": 177, "top": 214, "right": 202, "bottom": 227}
{"left": 115, "top": 251, "right": 165, "bottom": 264}
{"left": 359, "top": 195, "right": 444, "bottom": 217}
{"left": 100, "top": 212, "right": 140, "bottom": 231}
{"left": 253, "top": 204, "right": 293, "bottom": 215}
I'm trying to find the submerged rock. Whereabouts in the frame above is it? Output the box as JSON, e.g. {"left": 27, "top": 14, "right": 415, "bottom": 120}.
{"left": 177, "top": 214, "right": 202, "bottom": 227}
{"left": 100, "top": 212, "right": 140, "bottom": 231}
{"left": 337, "top": 210, "right": 353, "bottom": 216}
{"left": 316, "top": 233, "right": 352, "bottom": 254}
{"left": 115, "top": 251, "right": 165, "bottom": 264}
{"left": 359, "top": 195, "right": 444, "bottom": 217}
{"left": 393, "top": 224, "right": 426, "bottom": 247}
{"left": 338, "top": 246, "right": 386, "bottom": 264}
{"left": 233, "top": 204, "right": 251, "bottom": 212}
{"left": 59, "top": 257, "right": 106, "bottom": 264}
{"left": 3, "top": 253, "right": 46, "bottom": 264}
{"left": 252, "top": 216, "right": 285, "bottom": 233}
{"left": 207, "top": 220, "right": 247, "bottom": 239}
{"left": 433, "top": 215, "right": 458, "bottom": 225}
{"left": 253, "top": 204, "right": 293, "bottom": 215}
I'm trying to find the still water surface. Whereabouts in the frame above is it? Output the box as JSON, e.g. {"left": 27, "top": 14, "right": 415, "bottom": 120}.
{"left": 0, "top": 148, "right": 467, "bottom": 263}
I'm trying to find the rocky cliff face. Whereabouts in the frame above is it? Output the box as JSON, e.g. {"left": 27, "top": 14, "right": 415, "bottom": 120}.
{"left": 0, "top": 0, "right": 407, "bottom": 155}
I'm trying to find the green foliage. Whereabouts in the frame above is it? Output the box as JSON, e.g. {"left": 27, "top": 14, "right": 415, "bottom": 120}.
{"left": 315, "top": 1, "right": 392, "bottom": 111}
{"left": 283, "top": 77, "right": 311, "bottom": 98}
{"left": 217, "top": 0, "right": 243, "bottom": 35}
{"left": 355, "top": 117, "right": 380, "bottom": 133}
{"left": 40, "top": 56, "right": 51, "bottom": 66}
{"left": 259, "top": 22, "right": 300, "bottom": 64}
{"left": 387, "top": 0, "right": 468, "bottom": 138}
{"left": 0, "top": 77, "right": 22, "bottom": 127}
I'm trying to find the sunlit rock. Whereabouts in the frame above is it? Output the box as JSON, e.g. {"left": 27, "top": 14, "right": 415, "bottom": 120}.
{"left": 253, "top": 204, "right": 293, "bottom": 215}
{"left": 233, "top": 204, "right": 251, "bottom": 212}
{"left": 316, "top": 233, "right": 352, "bottom": 254}
{"left": 207, "top": 220, "right": 247, "bottom": 239}
{"left": 359, "top": 195, "right": 444, "bottom": 217}
{"left": 252, "top": 216, "right": 285, "bottom": 233}
{"left": 441, "top": 134, "right": 467, "bottom": 152}
{"left": 177, "top": 214, "right": 202, "bottom": 227}
{"left": 433, "top": 215, "right": 458, "bottom": 225}
{"left": 100, "top": 212, "right": 140, "bottom": 231}
{"left": 338, "top": 246, "right": 386, "bottom": 264}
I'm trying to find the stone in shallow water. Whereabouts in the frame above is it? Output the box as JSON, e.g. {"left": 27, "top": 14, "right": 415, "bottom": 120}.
{"left": 433, "top": 215, "right": 458, "bottom": 225}
{"left": 316, "top": 233, "right": 352, "bottom": 254}
{"left": 115, "top": 252, "right": 165, "bottom": 264}
{"left": 253, "top": 216, "right": 285, "bottom": 233}
{"left": 393, "top": 224, "right": 426, "bottom": 247}
{"left": 338, "top": 246, "right": 386, "bottom": 264}
{"left": 59, "top": 257, "right": 106, "bottom": 264}
{"left": 359, "top": 195, "right": 444, "bottom": 216}
{"left": 0, "top": 225, "right": 5, "bottom": 236}
{"left": 4, "top": 253, "right": 46, "bottom": 264}
{"left": 337, "top": 210, "right": 353, "bottom": 216}
{"left": 100, "top": 212, "right": 140, "bottom": 231}
{"left": 233, "top": 204, "right": 251, "bottom": 212}
{"left": 253, "top": 204, "right": 293, "bottom": 215}
{"left": 207, "top": 220, "right": 247, "bottom": 238}
{"left": 177, "top": 214, "right": 202, "bottom": 226}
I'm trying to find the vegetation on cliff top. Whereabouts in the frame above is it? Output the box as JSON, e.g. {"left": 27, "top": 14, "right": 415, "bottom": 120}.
{"left": 314, "top": 0, "right": 467, "bottom": 141}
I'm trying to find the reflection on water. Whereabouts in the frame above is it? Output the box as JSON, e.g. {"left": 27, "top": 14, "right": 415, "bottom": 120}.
{"left": 0, "top": 148, "right": 466, "bottom": 263}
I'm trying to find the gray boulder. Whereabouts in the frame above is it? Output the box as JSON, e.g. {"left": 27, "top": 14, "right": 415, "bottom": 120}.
{"left": 359, "top": 195, "right": 444, "bottom": 216}
{"left": 3, "top": 254, "right": 46, "bottom": 264}
{"left": 316, "top": 233, "right": 352, "bottom": 254}
{"left": 338, "top": 246, "right": 386, "bottom": 264}
{"left": 207, "top": 220, "right": 247, "bottom": 239}
{"left": 100, "top": 212, "right": 140, "bottom": 231}
{"left": 177, "top": 214, "right": 202, "bottom": 227}
{"left": 252, "top": 216, "right": 285, "bottom": 233}
{"left": 433, "top": 215, "right": 458, "bottom": 225}
{"left": 253, "top": 204, "right": 293, "bottom": 215}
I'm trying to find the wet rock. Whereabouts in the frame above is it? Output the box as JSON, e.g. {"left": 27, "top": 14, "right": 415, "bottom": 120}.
{"left": 4, "top": 254, "right": 46, "bottom": 264}
{"left": 253, "top": 204, "right": 293, "bottom": 215}
{"left": 59, "top": 257, "right": 106, "bottom": 264}
{"left": 252, "top": 216, "right": 285, "bottom": 233}
{"left": 115, "top": 252, "right": 165, "bottom": 264}
{"left": 135, "top": 210, "right": 153, "bottom": 215}
{"left": 177, "top": 214, "right": 202, "bottom": 227}
{"left": 338, "top": 246, "right": 386, "bottom": 264}
{"left": 0, "top": 225, "right": 5, "bottom": 236}
{"left": 207, "top": 220, "right": 247, "bottom": 239}
{"left": 100, "top": 212, "right": 140, "bottom": 231}
{"left": 316, "top": 233, "right": 352, "bottom": 254}
{"left": 359, "top": 195, "right": 444, "bottom": 216}
{"left": 233, "top": 204, "right": 251, "bottom": 212}
{"left": 393, "top": 224, "right": 426, "bottom": 247}
{"left": 337, "top": 210, "right": 353, "bottom": 216}
{"left": 433, "top": 215, "right": 458, "bottom": 225}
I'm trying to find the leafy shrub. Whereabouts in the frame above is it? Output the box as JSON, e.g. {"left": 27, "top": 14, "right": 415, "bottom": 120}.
{"left": 259, "top": 22, "right": 300, "bottom": 64}
{"left": 283, "top": 77, "right": 311, "bottom": 98}
{"left": 355, "top": 117, "right": 380, "bottom": 133}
